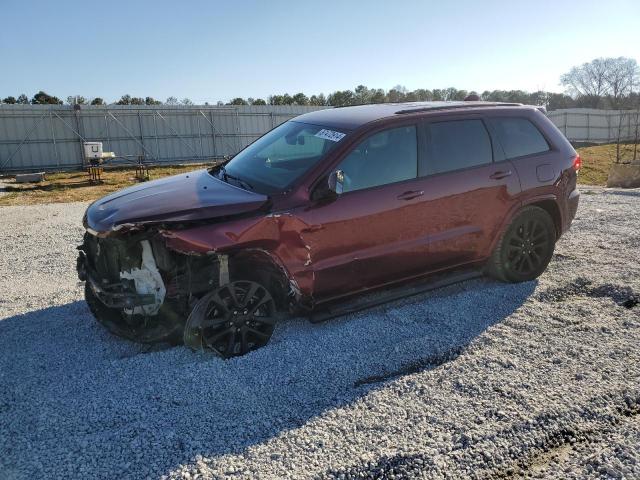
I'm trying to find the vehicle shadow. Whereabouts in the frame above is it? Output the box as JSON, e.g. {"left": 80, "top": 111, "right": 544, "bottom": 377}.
{"left": 0, "top": 277, "right": 537, "bottom": 478}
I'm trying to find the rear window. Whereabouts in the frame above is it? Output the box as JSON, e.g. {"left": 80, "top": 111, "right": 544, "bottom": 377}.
{"left": 424, "top": 119, "right": 493, "bottom": 175}
{"left": 488, "top": 117, "right": 549, "bottom": 159}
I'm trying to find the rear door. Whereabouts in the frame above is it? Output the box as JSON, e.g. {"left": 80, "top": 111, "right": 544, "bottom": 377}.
{"left": 405, "top": 115, "right": 522, "bottom": 271}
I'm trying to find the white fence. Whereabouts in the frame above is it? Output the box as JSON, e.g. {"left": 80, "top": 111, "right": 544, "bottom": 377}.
{"left": 547, "top": 108, "right": 640, "bottom": 144}
{"left": 0, "top": 105, "right": 328, "bottom": 173}
{"left": 1, "top": 105, "right": 637, "bottom": 173}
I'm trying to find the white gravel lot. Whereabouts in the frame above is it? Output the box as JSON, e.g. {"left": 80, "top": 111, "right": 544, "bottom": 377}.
{"left": 0, "top": 187, "right": 639, "bottom": 480}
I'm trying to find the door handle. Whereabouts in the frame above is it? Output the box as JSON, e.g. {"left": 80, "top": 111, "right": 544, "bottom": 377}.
{"left": 489, "top": 170, "right": 512, "bottom": 180}
{"left": 397, "top": 190, "right": 424, "bottom": 201}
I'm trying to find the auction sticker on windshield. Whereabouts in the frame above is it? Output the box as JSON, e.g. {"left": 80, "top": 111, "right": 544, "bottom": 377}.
{"left": 315, "top": 129, "right": 346, "bottom": 142}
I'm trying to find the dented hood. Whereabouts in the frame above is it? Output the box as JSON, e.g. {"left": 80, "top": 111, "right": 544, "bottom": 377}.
{"left": 84, "top": 169, "right": 269, "bottom": 233}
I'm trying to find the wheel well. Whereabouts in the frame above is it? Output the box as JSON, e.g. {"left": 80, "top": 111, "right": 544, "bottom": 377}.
{"left": 529, "top": 200, "right": 561, "bottom": 238}
{"left": 229, "top": 250, "right": 291, "bottom": 310}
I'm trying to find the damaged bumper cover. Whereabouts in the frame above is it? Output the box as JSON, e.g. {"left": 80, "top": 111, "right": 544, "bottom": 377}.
{"left": 77, "top": 229, "right": 234, "bottom": 345}
{"left": 78, "top": 250, "right": 159, "bottom": 311}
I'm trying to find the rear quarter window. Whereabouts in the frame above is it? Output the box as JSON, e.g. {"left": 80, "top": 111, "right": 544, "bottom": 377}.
{"left": 488, "top": 117, "right": 549, "bottom": 159}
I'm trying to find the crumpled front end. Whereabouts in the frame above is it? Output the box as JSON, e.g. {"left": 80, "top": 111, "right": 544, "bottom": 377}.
{"left": 76, "top": 167, "right": 311, "bottom": 355}
{"left": 77, "top": 231, "right": 225, "bottom": 344}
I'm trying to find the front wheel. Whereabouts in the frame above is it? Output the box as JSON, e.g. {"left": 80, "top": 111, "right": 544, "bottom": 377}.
{"left": 487, "top": 206, "right": 556, "bottom": 283}
{"left": 183, "top": 280, "right": 277, "bottom": 358}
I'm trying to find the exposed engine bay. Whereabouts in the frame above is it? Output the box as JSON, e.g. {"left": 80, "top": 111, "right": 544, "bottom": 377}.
{"left": 77, "top": 230, "right": 289, "bottom": 357}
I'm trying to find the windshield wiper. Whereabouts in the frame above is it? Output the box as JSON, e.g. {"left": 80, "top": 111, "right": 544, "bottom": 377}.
{"left": 219, "top": 166, "right": 254, "bottom": 191}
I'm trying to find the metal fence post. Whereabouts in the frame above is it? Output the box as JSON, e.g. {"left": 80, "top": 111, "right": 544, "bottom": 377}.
{"left": 197, "top": 110, "right": 204, "bottom": 160}
{"left": 137, "top": 110, "right": 145, "bottom": 159}
{"left": 104, "top": 110, "right": 111, "bottom": 153}
{"left": 75, "top": 107, "right": 85, "bottom": 166}
{"left": 235, "top": 108, "right": 241, "bottom": 152}
{"left": 209, "top": 110, "right": 217, "bottom": 158}
{"left": 49, "top": 111, "right": 60, "bottom": 168}
{"left": 153, "top": 112, "right": 159, "bottom": 161}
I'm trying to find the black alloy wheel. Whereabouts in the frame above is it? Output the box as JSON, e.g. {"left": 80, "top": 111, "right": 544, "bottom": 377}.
{"left": 184, "top": 280, "right": 276, "bottom": 358}
{"left": 488, "top": 206, "right": 556, "bottom": 283}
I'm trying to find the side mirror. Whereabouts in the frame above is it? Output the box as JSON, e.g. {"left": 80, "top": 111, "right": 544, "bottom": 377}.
{"left": 328, "top": 170, "right": 345, "bottom": 195}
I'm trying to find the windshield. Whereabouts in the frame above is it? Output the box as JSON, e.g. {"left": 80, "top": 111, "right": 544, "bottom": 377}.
{"left": 214, "top": 121, "right": 348, "bottom": 194}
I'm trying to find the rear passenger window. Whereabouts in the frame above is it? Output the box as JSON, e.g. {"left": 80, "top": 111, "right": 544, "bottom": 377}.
{"left": 488, "top": 117, "right": 549, "bottom": 159}
{"left": 424, "top": 119, "right": 493, "bottom": 175}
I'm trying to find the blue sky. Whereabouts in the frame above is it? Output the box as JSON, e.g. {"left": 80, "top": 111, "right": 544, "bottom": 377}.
{"left": 1, "top": 0, "right": 638, "bottom": 103}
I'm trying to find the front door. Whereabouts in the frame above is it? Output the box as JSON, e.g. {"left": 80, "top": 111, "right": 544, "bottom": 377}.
{"left": 300, "top": 124, "right": 425, "bottom": 301}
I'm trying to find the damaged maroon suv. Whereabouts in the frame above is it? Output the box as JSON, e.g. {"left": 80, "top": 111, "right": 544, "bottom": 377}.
{"left": 77, "top": 101, "right": 580, "bottom": 357}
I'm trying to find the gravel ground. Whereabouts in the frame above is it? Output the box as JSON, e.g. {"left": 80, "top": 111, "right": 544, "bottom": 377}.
{"left": 0, "top": 187, "right": 639, "bottom": 480}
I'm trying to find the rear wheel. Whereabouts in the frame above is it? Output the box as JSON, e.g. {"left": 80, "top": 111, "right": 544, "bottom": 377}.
{"left": 487, "top": 206, "right": 556, "bottom": 283}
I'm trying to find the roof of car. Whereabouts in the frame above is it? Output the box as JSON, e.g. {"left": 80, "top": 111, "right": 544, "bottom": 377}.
{"left": 293, "top": 101, "right": 524, "bottom": 130}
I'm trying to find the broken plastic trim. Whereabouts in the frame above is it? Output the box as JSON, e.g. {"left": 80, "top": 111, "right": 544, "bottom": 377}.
{"left": 119, "top": 240, "right": 166, "bottom": 316}
{"left": 84, "top": 273, "right": 157, "bottom": 310}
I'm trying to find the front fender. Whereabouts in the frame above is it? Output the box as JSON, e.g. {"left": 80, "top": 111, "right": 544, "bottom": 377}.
{"left": 160, "top": 213, "right": 315, "bottom": 301}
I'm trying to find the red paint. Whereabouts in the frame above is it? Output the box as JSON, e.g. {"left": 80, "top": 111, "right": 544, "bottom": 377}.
{"left": 86, "top": 103, "right": 580, "bottom": 307}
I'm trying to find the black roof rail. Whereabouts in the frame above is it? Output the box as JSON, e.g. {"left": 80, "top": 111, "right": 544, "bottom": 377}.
{"left": 395, "top": 102, "right": 522, "bottom": 115}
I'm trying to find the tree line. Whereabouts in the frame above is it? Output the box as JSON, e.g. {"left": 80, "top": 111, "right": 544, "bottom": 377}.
{"left": 0, "top": 88, "right": 587, "bottom": 111}
{"left": 2, "top": 57, "right": 638, "bottom": 111}
{"left": 0, "top": 87, "right": 582, "bottom": 110}
{"left": 0, "top": 92, "right": 195, "bottom": 106}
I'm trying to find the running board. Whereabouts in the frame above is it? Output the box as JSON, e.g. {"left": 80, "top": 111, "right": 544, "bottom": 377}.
{"left": 308, "top": 269, "right": 483, "bottom": 323}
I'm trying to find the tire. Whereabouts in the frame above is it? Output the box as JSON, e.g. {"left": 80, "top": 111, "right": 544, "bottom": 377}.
{"left": 183, "top": 280, "right": 277, "bottom": 358}
{"left": 487, "top": 206, "right": 556, "bottom": 283}
{"left": 84, "top": 283, "right": 184, "bottom": 344}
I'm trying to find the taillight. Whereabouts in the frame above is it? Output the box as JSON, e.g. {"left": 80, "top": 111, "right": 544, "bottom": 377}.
{"left": 573, "top": 154, "right": 582, "bottom": 172}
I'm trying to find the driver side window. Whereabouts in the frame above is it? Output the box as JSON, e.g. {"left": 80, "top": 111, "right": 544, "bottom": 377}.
{"left": 337, "top": 125, "right": 417, "bottom": 193}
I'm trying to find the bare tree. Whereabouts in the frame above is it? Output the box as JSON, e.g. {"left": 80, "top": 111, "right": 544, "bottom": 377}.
{"left": 165, "top": 96, "right": 179, "bottom": 105}
{"left": 633, "top": 107, "right": 639, "bottom": 162}
{"left": 614, "top": 111, "right": 627, "bottom": 163}
{"left": 561, "top": 58, "right": 610, "bottom": 108}
{"left": 561, "top": 57, "right": 639, "bottom": 109}
{"left": 599, "top": 58, "right": 640, "bottom": 162}
{"left": 633, "top": 92, "right": 640, "bottom": 162}
{"left": 603, "top": 57, "right": 639, "bottom": 108}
